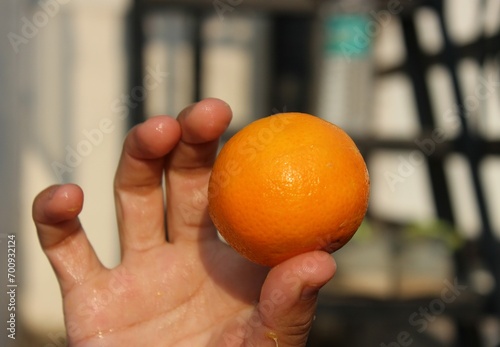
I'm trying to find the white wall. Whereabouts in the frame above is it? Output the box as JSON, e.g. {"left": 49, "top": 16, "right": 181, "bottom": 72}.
{"left": 2, "top": 0, "right": 131, "bottom": 344}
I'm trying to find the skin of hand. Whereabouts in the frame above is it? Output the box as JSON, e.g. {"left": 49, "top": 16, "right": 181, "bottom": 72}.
{"left": 32, "top": 98, "right": 336, "bottom": 347}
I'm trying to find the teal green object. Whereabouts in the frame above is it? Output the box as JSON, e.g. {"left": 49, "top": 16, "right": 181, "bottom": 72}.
{"left": 325, "top": 14, "right": 372, "bottom": 58}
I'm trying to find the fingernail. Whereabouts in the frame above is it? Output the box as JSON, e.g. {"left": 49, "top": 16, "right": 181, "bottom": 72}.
{"left": 48, "top": 185, "right": 61, "bottom": 200}
{"left": 300, "top": 285, "right": 320, "bottom": 301}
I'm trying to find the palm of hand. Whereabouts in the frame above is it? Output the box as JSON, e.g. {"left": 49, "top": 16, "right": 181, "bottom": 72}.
{"left": 33, "top": 99, "right": 335, "bottom": 347}
{"left": 63, "top": 242, "right": 268, "bottom": 346}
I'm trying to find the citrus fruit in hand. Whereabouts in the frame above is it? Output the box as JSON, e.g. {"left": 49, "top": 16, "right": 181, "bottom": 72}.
{"left": 207, "top": 112, "right": 369, "bottom": 267}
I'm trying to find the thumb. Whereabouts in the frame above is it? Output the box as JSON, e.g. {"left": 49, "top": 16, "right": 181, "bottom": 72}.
{"left": 257, "top": 251, "right": 336, "bottom": 346}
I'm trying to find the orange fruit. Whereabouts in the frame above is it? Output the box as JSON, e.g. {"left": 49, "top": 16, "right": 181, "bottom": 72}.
{"left": 207, "top": 112, "right": 369, "bottom": 267}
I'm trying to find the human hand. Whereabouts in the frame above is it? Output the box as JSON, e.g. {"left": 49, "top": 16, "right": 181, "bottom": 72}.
{"left": 33, "top": 98, "right": 336, "bottom": 347}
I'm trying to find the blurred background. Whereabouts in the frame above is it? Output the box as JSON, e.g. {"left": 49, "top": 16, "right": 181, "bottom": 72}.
{"left": 1, "top": 0, "right": 499, "bottom": 346}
